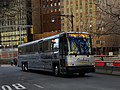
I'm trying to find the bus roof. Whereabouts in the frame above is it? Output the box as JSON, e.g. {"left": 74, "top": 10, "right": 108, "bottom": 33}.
{"left": 66, "top": 32, "right": 89, "bottom": 34}
{"left": 18, "top": 32, "right": 89, "bottom": 48}
{"left": 18, "top": 33, "right": 61, "bottom": 48}
{"left": 18, "top": 39, "right": 41, "bottom": 47}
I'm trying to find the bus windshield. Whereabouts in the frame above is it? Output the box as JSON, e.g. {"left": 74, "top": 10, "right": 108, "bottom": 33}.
{"left": 68, "top": 34, "right": 92, "bottom": 55}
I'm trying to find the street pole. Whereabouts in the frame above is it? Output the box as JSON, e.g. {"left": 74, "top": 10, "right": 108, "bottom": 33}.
{"left": 19, "top": 26, "right": 22, "bottom": 44}
{"left": 0, "top": 45, "right": 1, "bottom": 67}
{"left": 71, "top": 12, "right": 74, "bottom": 32}
{"left": 60, "top": 13, "right": 74, "bottom": 32}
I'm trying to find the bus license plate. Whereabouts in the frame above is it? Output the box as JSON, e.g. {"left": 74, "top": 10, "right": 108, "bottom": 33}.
{"left": 79, "top": 62, "right": 88, "bottom": 65}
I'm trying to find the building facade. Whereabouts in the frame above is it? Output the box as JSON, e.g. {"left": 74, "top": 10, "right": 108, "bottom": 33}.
{"left": 32, "top": 0, "right": 61, "bottom": 35}
{"left": 0, "top": 0, "right": 32, "bottom": 48}
{"left": 32, "top": 0, "right": 97, "bottom": 39}
{"left": 60, "top": 0, "right": 96, "bottom": 33}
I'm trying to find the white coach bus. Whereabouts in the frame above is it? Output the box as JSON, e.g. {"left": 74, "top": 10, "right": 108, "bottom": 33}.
{"left": 18, "top": 32, "right": 95, "bottom": 76}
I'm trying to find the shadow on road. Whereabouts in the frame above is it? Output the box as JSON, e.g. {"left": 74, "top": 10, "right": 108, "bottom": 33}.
{"left": 21, "top": 69, "right": 94, "bottom": 78}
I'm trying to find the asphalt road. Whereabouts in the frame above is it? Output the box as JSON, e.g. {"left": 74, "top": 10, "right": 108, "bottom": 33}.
{"left": 0, "top": 66, "right": 120, "bottom": 90}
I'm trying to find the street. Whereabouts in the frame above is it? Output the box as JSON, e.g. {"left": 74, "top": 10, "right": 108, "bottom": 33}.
{"left": 0, "top": 66, "right": 120, "bottom": 90}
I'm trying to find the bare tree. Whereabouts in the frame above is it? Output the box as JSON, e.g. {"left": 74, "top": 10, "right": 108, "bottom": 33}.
{"left": 95, "top": 0, "right": 120, "bottom": 35}
{"left": 93, "top": 0, "right": 120, "bottom": 55}
{"left": 0, "top": 0, "right": 32, "bottom": 20}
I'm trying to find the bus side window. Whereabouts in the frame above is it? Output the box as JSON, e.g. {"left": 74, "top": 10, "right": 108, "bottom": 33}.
{"left": 34, "top": 43, "right": 38, "bottom": 52}
{"left": 25, "top": 44, "right": 33, "bottom": 53}
{"left": 51, "top": 39, "right": 59, "bottom": 51}
{"left": 42, "top": 41, "right": 51, "bottom": 52}
{"left": 38, "top": 42, "right": 42, "bottom": 52}
{"left": 18, "top": 47, "right": 23, "bottom": 54}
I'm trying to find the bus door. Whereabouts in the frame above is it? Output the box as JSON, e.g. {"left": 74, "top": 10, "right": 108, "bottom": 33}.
{"left": 59, "top": 35, "right": 68, "bottom": 71}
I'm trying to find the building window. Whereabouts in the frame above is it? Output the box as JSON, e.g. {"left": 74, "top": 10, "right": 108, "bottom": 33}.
{"left": 96, "top": 40, "right": 101, "bottom": 44}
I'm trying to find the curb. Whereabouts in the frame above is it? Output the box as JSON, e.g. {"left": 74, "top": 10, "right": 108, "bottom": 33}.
{"left": 0, "top": 64, "right": 13, "bottom": 67}
{"left": 95, "top": 68, "right": 120, "bottom": 76}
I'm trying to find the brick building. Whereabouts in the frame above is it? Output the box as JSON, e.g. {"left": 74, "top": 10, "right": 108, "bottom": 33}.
{"left": 32, "top": 0, "right": 61, "bottom": 39}
{"left": 32, "top": 0, "right": 97, "bottom": 40}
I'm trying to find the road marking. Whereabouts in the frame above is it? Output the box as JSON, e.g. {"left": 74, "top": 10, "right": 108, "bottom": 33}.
{"left": 12, "top": 83, "right": 26, "bottom": 89}
{"left": 34, "top": 84, "right": 44, "bottom": 89}
{"left": 1, "top": 83, "right": 26, "bottom": 90}
{"left": 1, "top": 85, "right": 12, "bottom": 90}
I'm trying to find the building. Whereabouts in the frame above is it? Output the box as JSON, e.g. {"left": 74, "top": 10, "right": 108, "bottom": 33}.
{"left": 60, "top": 0, "right": 96, "bottom": 33}
{"left": 32, "top": 0, "right": 61, "bottom": 39}
{"left": 32, "top": 0, "right": 97, "bottom": 40}
{"left": 0, "top": 0, "right": 33, "bottom": 59}
{"left": 0, "top": 0, "right": 32, "bottom": 48}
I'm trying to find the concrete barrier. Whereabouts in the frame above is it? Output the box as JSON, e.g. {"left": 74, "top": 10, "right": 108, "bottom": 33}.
{"left": 95, "top": 60, "right": 120, "bottom": 75}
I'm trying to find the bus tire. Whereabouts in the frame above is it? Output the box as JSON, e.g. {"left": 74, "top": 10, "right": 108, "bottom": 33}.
{"left": 79, "top": 72, "right": 85, "bottom": 77}
{"left": 22, "top": 63, "right": 28, "bottom": 71}
{"left": 53, "top": 65, "right": 60, "bottom": 76}
{"left": 24, "top": 64, "right": 28, "bottom": 71}
{"left": 22, "top": 63, "right": 25, "bottom": 71}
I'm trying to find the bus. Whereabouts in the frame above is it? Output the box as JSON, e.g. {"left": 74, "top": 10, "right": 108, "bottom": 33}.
{"left": 18, "top": 32, "right": 95, "bottom": 76}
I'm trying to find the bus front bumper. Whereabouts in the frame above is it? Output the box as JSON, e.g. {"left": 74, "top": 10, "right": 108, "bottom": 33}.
{"left": 65, "top": 65, "right": 95, "bottom": 74}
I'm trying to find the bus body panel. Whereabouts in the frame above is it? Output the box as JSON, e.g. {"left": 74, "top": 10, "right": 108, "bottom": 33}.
{"left": 66, "top": 55, "right": 94, "bottom": 66}
{"left": 66, "top": 66, "right": 95, "bottom": 74}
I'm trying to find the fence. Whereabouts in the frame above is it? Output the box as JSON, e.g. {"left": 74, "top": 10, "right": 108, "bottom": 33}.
{"left": 94, "top": 55, "right": 120, "bottom": 61}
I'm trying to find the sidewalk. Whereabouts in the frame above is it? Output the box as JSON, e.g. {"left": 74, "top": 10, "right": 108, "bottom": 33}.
{"left": 0, "top": 64, "right": 14, "bottom": 67}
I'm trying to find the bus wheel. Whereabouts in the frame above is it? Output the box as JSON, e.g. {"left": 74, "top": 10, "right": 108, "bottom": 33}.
{"left": 22, "top": 63, "right": 28, "bottom": 71}
{"left": 22, "top": 63, "right": 25, "bottom": 71}
{"left": 79, "top": 73, "right": 85, "bottom": 77}
{"left": 24, "top": 64, "right": 28, "bottom": 71}
{"left": 54, "top": 65, "right": 60, "bottom": 76}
